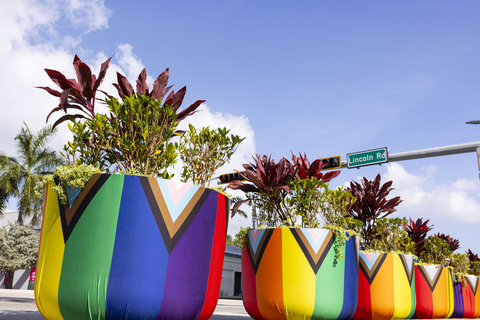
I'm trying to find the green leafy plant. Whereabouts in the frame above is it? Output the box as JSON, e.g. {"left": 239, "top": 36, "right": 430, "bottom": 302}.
{"left": 347, "top": 174, "right": 403, "bottom": 250}
{"left": 372, "top": 217, "right": 416, "bottom": 255}
{"left": 35, "top": 165, "right": 101, "bottom": 205}
{"left": 466, "top": 249, "right": 480, "bottom": 277}
{"left": 179, "top": 124, "right": 245, "bottom": 187}
{"left": 420, "top": 235, "right": 453, "bottom": 266}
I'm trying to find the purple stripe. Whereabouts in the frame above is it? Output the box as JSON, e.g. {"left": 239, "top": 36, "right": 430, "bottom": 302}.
{"left": 156, "top": 191, "right": 218, "bottom": 320}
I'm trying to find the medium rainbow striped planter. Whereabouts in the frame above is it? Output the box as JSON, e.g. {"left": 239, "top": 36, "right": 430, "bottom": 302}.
{"left": 242, "top": 228, "right": 359, "bottom": 320}
{"left": 413, "top": 265, "right": 454, "bottom": 319}
{"left": 353, "top": 252, "right": 416, "bottom": 320}
{"left": 35, "top": 174, "right": 228, "bottom": 320}
{"left": 451, "top": 275, "right": 480, "bottom": 319}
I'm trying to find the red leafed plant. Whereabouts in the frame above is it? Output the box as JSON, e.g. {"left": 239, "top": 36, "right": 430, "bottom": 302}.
{"left": 228, "top": 154, "right": 297, "bottom": 224}
{"left": 347, "top": 174, "right": 403, "bottom": 250}
{"left": 436, "top": 233, "right": 460, "bottom": 252}
{"left": 403, "top": 218, "right": 434, "bottom": 257}
{"left": 292, "top": 153, "right": 340, "bottom": 182}
{"left": 228, "top": 153, "right": 343, "bottom": 227}
{"left": 37, "top": 55, "right": 112, "bottom": 129}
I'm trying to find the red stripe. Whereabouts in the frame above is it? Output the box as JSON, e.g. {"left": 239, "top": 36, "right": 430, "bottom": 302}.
{"left": 197, "top": 193, "right": 227, "bottom": 320}
{"left": 354, "top": 270, "right": 373, "bottom": 319}
{"left": 463, "top": 279, "right": 476, "bottom": 318}
{"left": 414, "top": 266, "right": 434, "bottom": 319}
{"left": 242, "top": 247, "right": 264, "bottom": 319}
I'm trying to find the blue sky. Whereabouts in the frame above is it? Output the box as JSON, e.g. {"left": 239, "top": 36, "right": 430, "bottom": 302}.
{"left": 1, "top": 1, "right": 480, "bottom": 253}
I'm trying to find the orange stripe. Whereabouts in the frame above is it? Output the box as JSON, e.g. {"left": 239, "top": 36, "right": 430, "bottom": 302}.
{"left": 256, "top": 229, "right": 287, "bottom": 320}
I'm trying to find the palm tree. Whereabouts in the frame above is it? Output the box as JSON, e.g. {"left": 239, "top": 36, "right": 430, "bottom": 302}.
{"left": 0, "top": 123, "right": 63, "bottom": 225}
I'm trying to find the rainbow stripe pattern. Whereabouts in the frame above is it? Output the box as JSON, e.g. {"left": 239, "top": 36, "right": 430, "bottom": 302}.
{"left": 413, "top": 265, "right": 454, "bottom": 319}
{"left": 35, "top": 174, "right": 228, "bottom": 320}
{"left": 242, "top": 228, "right": 359, "bottom": 320}
{"left": 354, "top": 252, "right": 416, "bottom": 320}
{"left": 451, "top": 275, "right": 480, "bottom": 319}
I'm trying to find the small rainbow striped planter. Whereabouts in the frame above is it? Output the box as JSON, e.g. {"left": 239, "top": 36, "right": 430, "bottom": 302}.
{"left": 242, "top": 228, "right": 359, "bottom": 320}
{"left": 451, "top": 275, "right": 480, "bottom": 319}
{"left": 35, "top": 174, "right": 229, "bottom": 320}
{"left": 413, "top": 265, "right": 454, "bottom": 319}
{"left": 354, "top": 252, "right": 416, "bottom": 320}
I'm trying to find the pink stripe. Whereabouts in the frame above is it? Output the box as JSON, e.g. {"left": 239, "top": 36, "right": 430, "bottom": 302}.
{"left": 166, "top": 180, "right": 192, "bottom": 206}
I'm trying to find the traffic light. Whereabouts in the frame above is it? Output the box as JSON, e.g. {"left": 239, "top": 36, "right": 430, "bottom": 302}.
{"left": 318, "top": 156, "right": 341, "bottom": 170}
{"left": 219, "top": 171, "right": 247, "bottom": 184}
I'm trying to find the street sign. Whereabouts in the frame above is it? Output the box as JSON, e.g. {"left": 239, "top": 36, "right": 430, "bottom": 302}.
{"left": 347, "top": 147, "right": 388, "bottom": 168}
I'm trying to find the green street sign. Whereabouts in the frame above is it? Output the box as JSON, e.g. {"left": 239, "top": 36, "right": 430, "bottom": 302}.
{"left": 347, "top": 147, "right": 388, "bottom": 168}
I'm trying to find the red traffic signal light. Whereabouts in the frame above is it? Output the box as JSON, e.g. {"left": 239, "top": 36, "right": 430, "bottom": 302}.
{"left": 219, "top": 171, "right": 247, "bottom": 184}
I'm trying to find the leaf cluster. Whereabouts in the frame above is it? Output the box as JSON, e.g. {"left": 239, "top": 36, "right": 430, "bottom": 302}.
{"left": 347, "top": 174, "right": 403, "bottom": 250}
{"left": 35, "top": 164, "right": 101, "bottom": 205}
{"left": 371, "top": 217, "right": 416, "bottom": 255}
{"left": 402, "top": 217, "right": 433, "bottom": 257}
{"left": 420, "top": 235, "right": 453, "bottom": 266}
{"left": 228, "top": 153, "right": 343, "bottom": 227}
{"left": 179, "top": 125, "right": 245, "bottom": 187}
{"left": 39, "top": 55, "right": 204, "bottom": 178}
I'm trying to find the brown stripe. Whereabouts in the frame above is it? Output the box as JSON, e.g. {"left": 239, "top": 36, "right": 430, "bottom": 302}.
{"left": 292, "top": 229, "right": 333, "bottom": 264}
{"left": 63, "top": 173, "right": 101, "bottom": 226}
{"left": 148, "top": 177, "right": 205, "bottom": 238}
{"left": 359, "top": 253, "right": 388, "bottom": 284}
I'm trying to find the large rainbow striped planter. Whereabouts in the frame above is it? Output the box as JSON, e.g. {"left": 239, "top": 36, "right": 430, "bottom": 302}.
{"left": 451, "top": 275, "right": 480, "bottom": 319}
{"left": 353, "top": 252, "right": 416, "bottom": 320}
{"left": 35, "top": 174, "right": 229, "bottom": 320}
{"left": 242, "top": 228, "right": 359, "bottom": 320}
{"left": 413, "top": 265, "right": 454, "bottom": 319}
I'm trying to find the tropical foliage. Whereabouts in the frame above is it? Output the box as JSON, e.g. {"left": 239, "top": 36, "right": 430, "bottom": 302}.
{"left": 179, "top": 124, "right": 245, "bottom": 187}
{"left": 39, "top": 55, "right": 204, "bottom": 178}
{"left": 403, "top": 217, "right": 433, "bottom": 257}
{"left": 0, "top": 123, "right": 63, "bottom": 225}
{"left": 228, "top": 153, "right": 345, "bottom": 227}
{"left": 371, "top": 217, "right": 415, "bottom": 254}
{"left": 347, "top": 174, "right": 403, "bottom": 250}
{"left": 0, "top": 222, "right": 39, "bottom": 289}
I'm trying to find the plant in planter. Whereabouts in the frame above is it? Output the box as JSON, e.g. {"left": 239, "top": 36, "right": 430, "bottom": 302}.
{"left": 34, "top": 55, "right": 242, "bottom": 320}
{"left": 347, "top": 175, "right": 417, "bottom": 320}
{"left": 229, "top": 153, "right": 360, "bottom": 320}
{"left": 439, "top": 236, "right": 480, "bottom": 319}
{"left": 413, "top": 234, "right": 455, "bottom": 319}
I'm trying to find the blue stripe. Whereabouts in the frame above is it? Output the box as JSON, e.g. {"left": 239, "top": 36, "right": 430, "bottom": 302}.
{"left": 106, "top": 175, "right": 168, "bottom": 319}
{"left": 337, "top": 236, "right": 359, "bottom": 320}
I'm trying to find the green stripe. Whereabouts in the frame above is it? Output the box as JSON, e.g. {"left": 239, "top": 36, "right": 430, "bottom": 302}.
{"left": 406, "top": 270, "right": 416, "bottom": 319}
{"left": 311, "top": 238, "right": 344, "bottom": 319}
{"left": 58, "top": 175, "right": 124, "bottom": 320}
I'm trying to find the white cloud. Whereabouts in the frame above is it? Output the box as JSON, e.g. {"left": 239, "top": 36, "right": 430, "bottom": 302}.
{"left": 0, "top": 0, "right": 256, "bottom": 235}
{"left": 383, "top": 162, "right": 480, "bottom": 223}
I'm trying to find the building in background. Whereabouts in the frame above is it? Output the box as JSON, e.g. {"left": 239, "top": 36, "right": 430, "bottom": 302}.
{"left": 220, "top": 245, "right": 242, "bottom": 298}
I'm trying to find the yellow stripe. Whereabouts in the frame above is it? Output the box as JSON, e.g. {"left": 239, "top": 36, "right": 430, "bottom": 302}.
{"left": 392, "top": 253, "right": 413, "bottom": 319}
{"left": 34, "top": 183, "right": 65, "bottom": 320}
{"left": 282, "top": 229, "right": 315, "bottom": 320}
